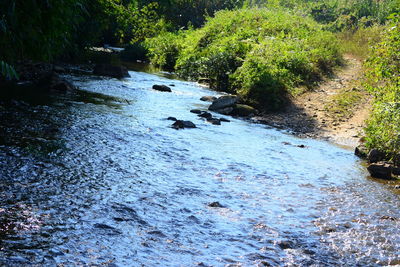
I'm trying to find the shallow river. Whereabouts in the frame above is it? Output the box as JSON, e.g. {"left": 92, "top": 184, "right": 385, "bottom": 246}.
{"left": 0, "top": 69, "right": 399, "bottom": 266}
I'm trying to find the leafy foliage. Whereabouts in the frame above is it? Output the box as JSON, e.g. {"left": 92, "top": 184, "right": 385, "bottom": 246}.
{"left": 146, "top": 8, "right": 341, "bottom": 110}
{"left": 364, "top": 16, "right": 400, "bottom": 156}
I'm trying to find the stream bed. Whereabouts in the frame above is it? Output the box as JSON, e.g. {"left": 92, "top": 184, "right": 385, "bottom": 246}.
{"left": 0, "top": 69, "right": 399, "bottom": 266}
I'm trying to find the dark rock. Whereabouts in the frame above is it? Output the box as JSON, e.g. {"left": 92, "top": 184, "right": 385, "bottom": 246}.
{"left": 209, "top": 95, "right": 238, "bottom": 111}
{"left": 355, "top": 145, "right": 368, "bottom": 159}
{"left": 208, "top": 202, "right": 224, "bottom": 208}
{"left": 93, "top": 63, "right": 130, "bottom": 78}
{"left": 198, "top": 112, "right": 213, "bottom": 119}
{"left": 219, "top": 118, "right": 230, "bottom": 122}
{"left": 392, "top": 167, "right": 400, "bottom": 176}
{"left": 368, "top": 149, "right": 385, "bottom": 163}
{"left": 172, "top": 120, "right": 196, "bottom": 129}
{"left": 152, "top": 84, "right": 172, "bottom": 92}
{"left": 394, "top": 185, "right": 400, "bottom": 189}
{"left": 190, "top": 109, "right": 202, "bottom": 114}
{"left": 169, "top": 84, "right": 175, "bottom": 87}
{"left": 167, "top": 117, "right": 177, "bottom": 121}
{"left": 207, "top": 118, "right": 221, "bottom": 125}
{"left": 200, "top": 96, "right": 217, "bottom": 102}
{"left": 297, "top": 144, "right": 306, "bottom": 148}
{"left": 367, "top": 162, "right": 392, "bottom": 179}
{"left": 214, "top": 107, "right": 234, "bottom": 115}
{"left": 230, "top": 104, "right": 258, "bottom": 117}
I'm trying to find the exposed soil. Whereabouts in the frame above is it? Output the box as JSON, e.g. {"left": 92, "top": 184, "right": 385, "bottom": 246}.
{"left": 254, "top": 54, "right": 372, "bottom": 148}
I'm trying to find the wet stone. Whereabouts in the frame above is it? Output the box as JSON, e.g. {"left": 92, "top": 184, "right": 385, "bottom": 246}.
{"left": 208, "top": 202, "right": 224, "bottom": 208}
{"left": 190, "top": 109, "right": 203, "bottom": 114}
{"left": 207, "top": 118, "right": 221, "bottom": 125}
{"left": 172, "top": 120, "right": 196, "bottom": 129}
{"left": 167, "top": 117, "right": 177, "bottom": 121}
{"left": 152, "top": 84, "right": 172, "bottom": 92}
{"left": 198, "top": 112, "right": 213, "bottom": 119}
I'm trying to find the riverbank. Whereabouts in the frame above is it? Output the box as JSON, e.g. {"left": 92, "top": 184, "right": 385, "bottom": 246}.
{"left": 252, "top": 54, "right": 371, "bottom": 148}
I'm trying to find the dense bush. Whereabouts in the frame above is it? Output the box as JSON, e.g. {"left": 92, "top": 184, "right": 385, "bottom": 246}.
{"left": 146, "top": 8, "right": 341, "bottom": 110}
{"left": 364, "top": 16, "right": 400, "bottom": 156}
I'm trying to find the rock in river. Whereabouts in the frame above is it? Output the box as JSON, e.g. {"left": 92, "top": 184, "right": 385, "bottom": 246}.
{"left": 93, "top": 63, "right": 130, "bottom": 78}
{"left": 172, "top": 120, "right": 196, "bottom": 129}
{"left": 207, "top": 118, "right": 221, "bottom": 125}
{"left": 190, "top": 109, "right": 203, "bottom": 114}
{"left": 367, "top": 162, "right": 392, "bottom": 179}
{"left": 152, "top": 84, "right": 172, "bottom": 92}
{"left": 200, "top": 96, "right": 217, "bottom": 102}
{"left": 368, "top": 149, "right": 385, "bottom": 163}
{"left": 198, "top": 112, "right": 213, "bottom": 119}
{"left": 208, "top": 95, "right": 238, "bottom": 111}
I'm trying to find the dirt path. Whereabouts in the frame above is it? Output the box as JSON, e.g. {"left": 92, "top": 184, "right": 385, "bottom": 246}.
{"left": 254, "top": 54, "right": 372, "bottom": 147}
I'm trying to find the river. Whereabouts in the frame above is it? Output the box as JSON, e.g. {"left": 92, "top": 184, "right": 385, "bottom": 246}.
{"left": 0, "top": 68, "right": 399, "bottom": 266}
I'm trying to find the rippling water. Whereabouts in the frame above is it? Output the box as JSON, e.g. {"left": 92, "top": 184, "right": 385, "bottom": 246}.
{"left": 0, "top": 69, "right": 399, "bottom": 266}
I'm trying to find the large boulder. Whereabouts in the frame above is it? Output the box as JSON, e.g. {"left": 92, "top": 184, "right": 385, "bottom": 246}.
{"left": 367, "top": 162, "right": 392, "bottom": 179}
{"left": 208, "top": 95, "right": 238, "bottom": 111}
{"left": 230, "top": 104, "right": 258, "bottom": 117}
{"left": 93, "top": 63, "right": 130, "bottom": 78}
{"left": 152, "top": 84, "right": 172, "bottom": 92}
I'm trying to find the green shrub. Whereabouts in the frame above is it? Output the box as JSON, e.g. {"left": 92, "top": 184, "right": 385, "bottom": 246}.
{"left": 364, "top": 16, "right": 400, "bottom": 156}
{"left": 147, "top": 8, "right": 342, "bottom": 110}
{"left": 144, "top": 31, "right": 183, "bottom": 70}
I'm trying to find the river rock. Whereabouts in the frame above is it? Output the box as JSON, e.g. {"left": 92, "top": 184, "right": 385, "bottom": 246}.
{"left": 367, "top": 162, "right": 392, "bottom": 179}
{"left": 368, "top": 149, "right": 385, "bottom": 163}
{"left": 355, "top": 145, "right": 368, "bottom": 159}
{"left": 93, "top": 63, "right": 130, "bottom": 78}
{"left": 190, "top": 109, "right": 202, "bottom": 114}
{"left": 230, "top": 104, "right": 258, "bottom": 117}
{"left": 208, "top": 201, "right": 224, "bottom": 208}
{"left": 214, "top": 107, "right": 234, "bottom": 115}
{"left": 198, "top": 111, "right": 212, "bottom": 119}
{"left": 172, "top": 120, "right": 196, "bottom": 129}
{"left": 207, "top": 118, "right": 221, "bottom": 125}
{"left": 208, "top": 95, "right": 238, "bottom": 111}
{"left": 167, "top": 117, "right": 177, "bottom": 121}
{"left": 219, "top": 117, "right": 230, "bottom": 122}
{"left": 152, "top": 84, "right": 172, "bottom": 92}
{"left": 200, "top": 96, "right": 217, "bottom": 102}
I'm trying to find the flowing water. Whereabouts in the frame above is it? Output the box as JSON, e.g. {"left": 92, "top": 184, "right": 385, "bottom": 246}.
{"left": 0, "top": 69, "right": 399, "bottom": 266}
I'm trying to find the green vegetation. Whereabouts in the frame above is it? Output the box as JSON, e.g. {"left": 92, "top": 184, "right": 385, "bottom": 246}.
{"left": 146, "top": 9, "right": 341, "bottom": 109}
{"left": 364, "top": 16, "right": 400, "bottom": 156}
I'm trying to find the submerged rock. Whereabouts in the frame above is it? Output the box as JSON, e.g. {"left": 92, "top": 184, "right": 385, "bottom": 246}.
{"left": 200, "top": 96, "right": 217, "bottom": 102}
{"left": 152, "top": 84, "right": 172, "bottom": 92}
{"left": 172, "top": 120, "right": 196, "bottom": 129}
{"left": 208, "top": 95, "right": 238, "bottom": 111}
{"left": 208, "top": 201, "right": 224, "bottom": 208}
{"left": 207, "top": 118, "right": 221, "bottom": 125}
{"left": 367, "top": 162, "right": 392, "bottom": 179}
{"left": 198, "top": 111, "right": 213, "bottom": 119}
{"left": 219, "top": 117, "right": 230, "bottom": 122}
{"left": 190, "top": 109, "right": 203, "bottom": 114}
{"left": 167, "top": 117, "right": 177, "bottom": 121}
{"left": 93, "top": 63, "right": 130, "bottom": 78}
